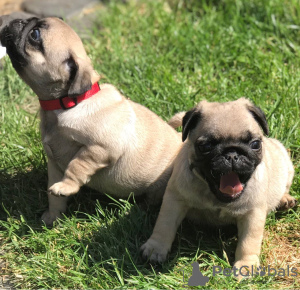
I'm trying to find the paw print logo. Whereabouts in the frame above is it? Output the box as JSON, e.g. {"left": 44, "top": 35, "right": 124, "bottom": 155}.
{"left": 256, "top": 266, "right": 266, "bottom": 276}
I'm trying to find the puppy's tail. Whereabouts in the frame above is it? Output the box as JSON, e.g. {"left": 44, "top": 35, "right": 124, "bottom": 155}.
{"left": 168, "top": 112, "right": 185, "bottom": 129}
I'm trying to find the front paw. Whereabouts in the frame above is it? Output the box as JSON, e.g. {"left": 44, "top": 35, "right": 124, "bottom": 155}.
{"left": 140, "top": 238, "right": 169, "bottom": 263}
{"left": 278, "top": 193, "right": 297, "bottom": 210}
{"left": 41, "top": 209, "right": 63, "bottom": 227}
{"left": 48, "top": 181, "right": 80, "bottom": 197}
{"left": 234, "top": 255, "right": 260, "bottom": 279}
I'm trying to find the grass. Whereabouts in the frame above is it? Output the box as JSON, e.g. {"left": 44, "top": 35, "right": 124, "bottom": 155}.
{"left": 0, "top": 0, "right": 299, "bottom": 288}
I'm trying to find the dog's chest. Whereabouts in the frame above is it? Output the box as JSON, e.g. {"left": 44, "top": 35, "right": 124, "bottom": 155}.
{"left": 183, "top": 185, "right": 240, "bottom": 225}
{"left": 40, "top": 109, "right": 97, "bottom": 169}
{"left": 42, "top": 129, "right": 81, "bottom": 170}
{"left": 187, "top": 206, "right": 237, "bottom": 226}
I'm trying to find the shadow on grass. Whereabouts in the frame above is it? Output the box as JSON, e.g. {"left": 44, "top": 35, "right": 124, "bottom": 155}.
{"left": 0, "top": 168, "right": 48, "bottom": 223}
{"left": 0, "top": 167, "right": 240, "bottom": 286}
{"left": 66, "top": 197, "right": 239, "bottom": 284}
{"left": 0, "top": 167, "right": 118, "bottom": 230}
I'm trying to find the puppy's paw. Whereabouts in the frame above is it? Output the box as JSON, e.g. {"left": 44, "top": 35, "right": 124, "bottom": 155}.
{"left": 41, "top": 210, "right": 63, "bottom": 227}
{"left": 277, "top": 193, "right": 297, "bottom": 210}
{"left": 48, "top": 181, "right": 79, "bottom": 197}
{"left": 234, "top": 255, "right": 260, "bottom": 280}
{"left": 140, "top": 238, "right": 169, "bottom": 263}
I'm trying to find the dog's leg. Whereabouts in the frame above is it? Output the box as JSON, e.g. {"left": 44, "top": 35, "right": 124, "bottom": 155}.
{"left": 277, "top": 193, "right": 297, "bottom": 210}
{"left": 277, "top": 163, "right": 296, "bottom": 210}
{"left": 48, "top": 145, "right": 109, "bottom": 197}
{"left": 234, "top": 209, "right": 266, "bottom": 277}
{"left": 41, "top": 158, "right": 67, "bottom": 226}
{"left": 141, "top": 189, "right": 188, "bottom": 263}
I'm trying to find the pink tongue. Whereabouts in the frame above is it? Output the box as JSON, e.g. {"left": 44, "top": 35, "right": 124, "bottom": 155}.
{"left": 219, "top": 172, "right": 243, "bottom": 196}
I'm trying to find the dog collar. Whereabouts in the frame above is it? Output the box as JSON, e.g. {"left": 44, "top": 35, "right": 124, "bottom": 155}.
{"left": 39, "top": 82, "right": 100, "bottom": 111}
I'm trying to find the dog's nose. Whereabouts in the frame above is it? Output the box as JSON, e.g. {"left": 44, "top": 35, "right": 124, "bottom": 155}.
{"left": 225, "top": 152, "right": 239, "bottom": 162}
{"left": 10, "top": 19, "right": 27, "bottom": 30}
{"left": 0, "top": 13, "right": 32, "bottom": 35}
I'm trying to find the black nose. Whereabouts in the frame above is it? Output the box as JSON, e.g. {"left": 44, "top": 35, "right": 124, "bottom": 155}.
{"left": 225, "top": 151, "right": 239, "bottom": 162}
{"left": 10, "top": 18, "right": 27, "bottom": 28}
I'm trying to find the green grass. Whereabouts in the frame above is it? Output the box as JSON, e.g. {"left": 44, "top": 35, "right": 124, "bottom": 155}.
{"left": 0, "top": 0, "right": 299, "bottom": 288}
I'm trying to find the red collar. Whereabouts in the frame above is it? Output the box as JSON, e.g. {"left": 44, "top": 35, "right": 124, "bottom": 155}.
{"left": 39, "top": 82, "right": 100, "bottom": 111}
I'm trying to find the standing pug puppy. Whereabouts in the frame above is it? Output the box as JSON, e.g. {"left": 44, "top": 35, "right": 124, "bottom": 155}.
{"left": 0, "top": 17, "right": 182, "bottom": 226}
{"left": 142, "top": 98, "right": 296, "bottom": 271}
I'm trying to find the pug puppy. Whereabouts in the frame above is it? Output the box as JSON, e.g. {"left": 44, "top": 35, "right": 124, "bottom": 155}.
{"left": 0, "top": 17, "right": 182, "bottom": 226}
{"left": 141, "top": 98, "right": 296, "bottom": 272}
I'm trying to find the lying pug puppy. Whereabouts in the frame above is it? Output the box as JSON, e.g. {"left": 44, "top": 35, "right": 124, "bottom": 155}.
{"left": 141, "top": 98, "right": 296, "bottom": 271}
{"left": 0, "top": 16, "right": 182, "bottom": 226}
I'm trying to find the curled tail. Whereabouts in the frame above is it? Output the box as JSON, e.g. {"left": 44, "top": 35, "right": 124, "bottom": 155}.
{"left": 168, "top": 112, "right": 185, "bottom": 129}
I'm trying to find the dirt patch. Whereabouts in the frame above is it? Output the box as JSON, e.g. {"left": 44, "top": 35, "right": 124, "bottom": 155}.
{"left": 263, "top": 220, "right": 300, "bottom": 287}
{"left": 0, "top": 238, "right": 14, "bottom": 289}
{"left": 0, "top": 0, "right": 22, "bottom": 15}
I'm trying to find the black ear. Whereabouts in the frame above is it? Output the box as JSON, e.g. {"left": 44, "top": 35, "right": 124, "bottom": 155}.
{"left": 67, "top": 56, "right": 93, "bottom": 98}
{"left": 247, "top": 105, "right": 269, "bottom": 136}
{"left": 182, "top": 108, "right": 201, "bottom": 142}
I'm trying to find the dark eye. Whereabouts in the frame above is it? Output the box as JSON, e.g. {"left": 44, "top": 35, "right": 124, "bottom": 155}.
{"left": 30, "top": 29, "right": 40, "bottom": 41}
{"left": 250, "top": 140, "right": 261, "bottom": 150}
{"left": 198, "top": 142, "right": 212, "bottom": 153}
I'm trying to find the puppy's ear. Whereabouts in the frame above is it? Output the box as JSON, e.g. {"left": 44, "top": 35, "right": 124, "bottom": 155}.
{"left": 67, "top": 55, "right": 100, "bottom": 98}
{"left": 182, "top": 108, "right": 201, "bottom": 142}
{"left": 247, "top": 105, "right": 269, "bottom": 136}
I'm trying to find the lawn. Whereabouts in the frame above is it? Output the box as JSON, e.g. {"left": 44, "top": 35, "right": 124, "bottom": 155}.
{"left": 0, "top": 0, "right": 299, "bottom": 288}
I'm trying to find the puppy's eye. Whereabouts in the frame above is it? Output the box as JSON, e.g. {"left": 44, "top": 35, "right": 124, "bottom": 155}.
{"left": 198, "top": 142, "right": 212, "bottom": 153}
{"left": 250, "top": 140, "right": 261, "bottom": 150}
{"left": 30, "top": 29, "right": 41, "bottom": 41}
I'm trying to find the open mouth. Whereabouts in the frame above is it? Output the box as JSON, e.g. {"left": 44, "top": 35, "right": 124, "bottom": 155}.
{"left": 216, "top": 171, "right": 245, "bottom": 202}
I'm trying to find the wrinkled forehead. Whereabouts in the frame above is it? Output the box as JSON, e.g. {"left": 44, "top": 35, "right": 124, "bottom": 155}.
{"left": 197, "top": 101, "right": 263, "bottom": 140}
{"left": 44, "top": 18, "right": 75, "bottom": 36}
{"left": 41, "top": 18, "right": 87, "bottom": 57}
